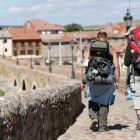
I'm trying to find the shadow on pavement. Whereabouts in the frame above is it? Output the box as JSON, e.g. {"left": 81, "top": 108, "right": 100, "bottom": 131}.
{"left": 91, "top": 124, "right": 129, "bottom": 132}
{"left": 108, "top": 124, "right": 129, "bottom": 130}
{"left": 73, "top": 103, "right": 86, "bottom": 124}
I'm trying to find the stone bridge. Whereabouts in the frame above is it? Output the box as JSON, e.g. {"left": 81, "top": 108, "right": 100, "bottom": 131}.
{"left": 0, "top": 58, "right": 82, "bottom": 140}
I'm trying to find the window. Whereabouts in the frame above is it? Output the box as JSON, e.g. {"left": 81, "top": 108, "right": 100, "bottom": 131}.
{"left": 47, "top": 31, "right": 50, "bottom": 34}
{"left": 115, "top": 38, "right": 118, "bottom": 43}
{"left": 53, "top": 31, "right": 56, "bottom": 34}
{"left": 54, "top": 52, "right": 57, "bottom": 57}
{"left": 30, "top": 33, "right": 34, "bottom": 35}
{"left": 5, "top": 48, "right": 7, "bottom": 52}
{"left": 13, "top": 42, "right": 17, "bottom": 48}
{"left": 20, "top": 50, "right": 25, "bottom": 55}
{"left": 28, "top": 50, "right": 33, "bottom": 54}
{"left": 21, "top": 41, "right": 25, "bottom": 48}
{"left": 84, "top": 39, "right": 88, "bottom": 43}
{"left": 42, "top": 31, "right": 45, "bottom": 35}
{"left": 14, "top": 51, "right": 17, "bottom": 56}
{"left": 15, "top": 33, "right": 19, "bottom": 36}
{"left": 36, "top": 50, "right": 39, "bottom": 56}
{"left": 28, "top": 41, "right": 32, "bottom": 47}
{"left": 78, "top": 40, "right": 80, "bottom": 44}
{"left": 4, "top": 39, "right": 7, "bottom": 43}
{"left": 36, "top": 42, "right": 39, "bottom": 47}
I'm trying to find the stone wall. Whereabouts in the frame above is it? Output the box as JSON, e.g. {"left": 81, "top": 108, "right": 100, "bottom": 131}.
{"left": 0, "top": 58, "right": 82, "bottom": 139}
{"left": 0, "top": 60, "right": 81, "bottom": 91}
{"left": 33, "top": 65, "right": 82, "bottom": 81}
{"left": 0, "top": 84, "right": 81, "bottom": 140}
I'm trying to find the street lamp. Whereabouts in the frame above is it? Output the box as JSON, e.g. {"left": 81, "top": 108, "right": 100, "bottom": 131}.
{"left": 123, "top": 8, "right": 133, "bottom": 87}
{"left": 29, "top": 44, "right": 33, "bottom": 69}
{"left": 66, "top": 47, "right": 67, "bottom": 61}
{"left": 123, "top": 8, "right": 133, "bottom": 31}
{"left": 3, "top": 39, "right": 5, "bottom": 59}
{"left": 70, "top": 40, "right": 75, "bottom": 79}
{"left": 16, "top": 43, "right": 19, "bottom": 65}
{"left": 48, "top": 41, "right": 51, "bottom": 73}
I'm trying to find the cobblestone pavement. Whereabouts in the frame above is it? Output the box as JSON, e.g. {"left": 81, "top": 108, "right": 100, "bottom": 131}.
{"left": 58, "top": 91, "right": 140, "bottom": 140}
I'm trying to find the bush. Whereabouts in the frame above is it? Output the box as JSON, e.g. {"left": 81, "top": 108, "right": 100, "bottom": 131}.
{"left": 34, "top": 60, "right": 40, "bottom": 65}
{"left": 0, "top": 91, "right": 5, "bottom": 96}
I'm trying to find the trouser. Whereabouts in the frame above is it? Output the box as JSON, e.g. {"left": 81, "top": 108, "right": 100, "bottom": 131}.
{"left": 89, "top": 101, "right": 109, "bottom": 128}
{"left": 130, "top": 75, "right": 140, "bottom": 110}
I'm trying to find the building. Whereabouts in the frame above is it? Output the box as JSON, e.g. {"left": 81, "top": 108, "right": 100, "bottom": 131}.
{"left": 0, "top": 31, "right": 12, "bottom": 57}
{"left": 8, "top": 28, "right": 42, "bottom": 59}
{"left": 41, "top": 34, "right": 76, "bottom": 64}
{"left": 0, "top": 25, "right": 22, "bottom": 30}
{"left": 101, "top": 22, "right": 137, "bottom": 34}
{"left": 22, "top": 19, "right": 66, "bottom": 35}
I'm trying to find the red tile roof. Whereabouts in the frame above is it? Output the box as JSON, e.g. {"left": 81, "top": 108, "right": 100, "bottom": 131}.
{"left": 8, "top": 28, "right": 41, "bottom": 40}
{"left": 112, "top": 42, "right": 127, "bottom": 53}
{"left": 42, "top": 36, "right": 74, "bottom": 43}
{"left": 29, "top": 19, "right": 65, "bottom": 31}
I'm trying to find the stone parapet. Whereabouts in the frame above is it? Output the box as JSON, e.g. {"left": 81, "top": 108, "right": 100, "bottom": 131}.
{"left": 33, "top": 65, "right": 82, "bottom": 81}
{"left": 0, "top": 58, "right": 82, "bottom": 139}
{"left": 0, "top": 84, "right": 81, "bottom": 139}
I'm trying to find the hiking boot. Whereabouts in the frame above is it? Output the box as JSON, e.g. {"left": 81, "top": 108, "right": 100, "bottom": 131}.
{"left": 99, "top": 127, "right": 109, "bottom": 132}
{"left": 136, "top": 120, "right": 140, "bottom": 130}
{"left": 90, "top": 118, "right": 98, "bottom": 130}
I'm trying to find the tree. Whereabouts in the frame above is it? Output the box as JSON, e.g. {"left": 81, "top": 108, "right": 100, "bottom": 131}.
{"left": 64, "top": 23, "right": 84, "bottom": 32}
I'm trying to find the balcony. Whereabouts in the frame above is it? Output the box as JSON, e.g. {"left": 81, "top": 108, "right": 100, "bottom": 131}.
{"left": 36, "top": 44, "right": 40, "bottom": 48}
{"left": 21, "top": 45, "right": 26, "bottom": 49}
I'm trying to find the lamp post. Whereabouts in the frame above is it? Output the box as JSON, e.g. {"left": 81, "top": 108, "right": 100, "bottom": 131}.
{"left": 48, "top": 41, "right": 51, "bottom": 73}
{"left": 66, "top": 47, "right": 67, "bottom": 61}
{"left": 70, "top": 40, "right": 75, "bottom": 79}
{"left": 3, "top": 39, "right": 5, "bottom": 59}
{"left": 123, "top": 8, "right": 133, "bottom": 87}
{"left": 16, "top": 43, "right": 19, "bottom": 65}
{"left": 123, "top": 8, "right": 133, "bottom": 32}
{"left": 29, "top": 44, "right": 33, "bottom": 69}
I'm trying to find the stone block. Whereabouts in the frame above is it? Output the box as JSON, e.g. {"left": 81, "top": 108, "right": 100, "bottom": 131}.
{"left": 26, "top": 112, "right": 33, "bottom": 128}
{"left": 44, "top": 115, "right": 52, "bottom": 134}
{"left": 32, "top": 118, "right": 38, "bottom": 138}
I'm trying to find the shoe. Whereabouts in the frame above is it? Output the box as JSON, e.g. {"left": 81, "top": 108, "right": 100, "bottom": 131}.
{"left": 136, "top": 120, "right": 140, "bottom": 130}
{"left": 90, "top": 119, "right": 98, "bottom": 130}
{"left": 99, "top": 127, "right": 109, "bottom": 132}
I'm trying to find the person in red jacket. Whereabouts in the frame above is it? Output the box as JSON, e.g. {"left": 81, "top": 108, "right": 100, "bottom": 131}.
{"left": 124, "top": 27, "right": 140, "bottom": 130}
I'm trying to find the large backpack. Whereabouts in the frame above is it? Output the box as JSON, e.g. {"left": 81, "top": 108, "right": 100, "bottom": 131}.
{"left": 130, "top": 28, "right": 140, "bottom": 82}
{"left": 85, "top": 40, "right": 114, "bottom": 85}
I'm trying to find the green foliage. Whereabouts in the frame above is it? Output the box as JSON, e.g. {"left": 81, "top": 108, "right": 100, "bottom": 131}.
{"left": 0, "top": 91, "right": 5, "bottom": 96}
{"left": 64, "top": 23, "right": 84, "bottom": 32}
{"left": 45, "top": 62, "right": 54, "bottom": 65}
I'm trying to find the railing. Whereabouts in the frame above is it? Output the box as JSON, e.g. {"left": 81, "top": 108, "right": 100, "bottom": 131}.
{"left": 21, "top": 45, "right": 26, "bottom": 49}
{"left": 36, "top": 44, "right": 40, "bottom": 48}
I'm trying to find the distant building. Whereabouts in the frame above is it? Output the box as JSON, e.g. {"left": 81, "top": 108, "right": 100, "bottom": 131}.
{"left": 0, "top": 25, "right": 22, "bottom": 30}
{"left": 22, "top": 19, "right": 66, "bottom": 35}
{"left": 0, "top": 31, "right": 12, "bottom": 57}
{"left": 8, "top": 28, "right": 42, "bottom": 59}
{"left": 101, "top": 22, "right": 137, "bottom": 34}
{"left": 41, "top": 34, "right": 76, "bottom": 63}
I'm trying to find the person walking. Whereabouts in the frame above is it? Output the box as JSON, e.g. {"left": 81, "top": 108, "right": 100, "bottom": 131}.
{"left": 81, "top": 32, "right": 120, "bottom": 132}
{"left": 124, "top": 27, "right": 140, "bottom": 130}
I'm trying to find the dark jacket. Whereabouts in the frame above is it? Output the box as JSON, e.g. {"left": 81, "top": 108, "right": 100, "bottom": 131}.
{"left": 124, "top": 43, "right": 140, "bottom": 76}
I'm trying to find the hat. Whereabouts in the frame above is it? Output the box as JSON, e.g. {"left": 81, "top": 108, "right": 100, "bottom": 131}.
{"left": 123, "top": 27, "right": 136, "bottom": 36}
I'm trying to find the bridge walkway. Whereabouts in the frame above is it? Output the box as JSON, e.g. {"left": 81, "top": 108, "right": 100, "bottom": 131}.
{"left": 58, "top": 91, "right": 140, "bottom": 140}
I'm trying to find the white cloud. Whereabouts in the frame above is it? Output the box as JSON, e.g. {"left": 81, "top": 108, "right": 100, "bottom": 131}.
{"left": 7, "top": 4, "right": 54, "bottom": 14}
{"left": 64, "top": 8, "right": 71, "bottom": 11}
{"left": 2, "top": 0, "right": 140, "bottom": 26}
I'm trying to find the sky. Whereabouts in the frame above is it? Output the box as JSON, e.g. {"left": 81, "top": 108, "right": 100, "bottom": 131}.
{"left": 0, "top": 0, "right": 140, "bottom": 27}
